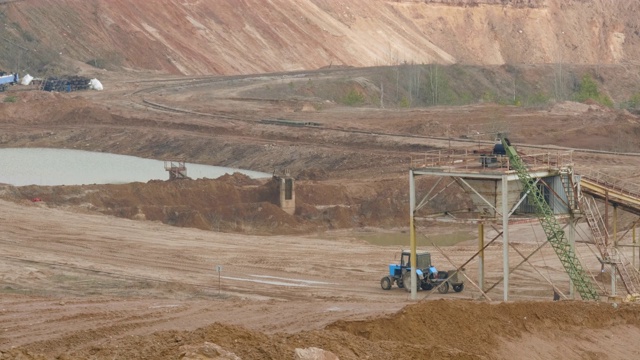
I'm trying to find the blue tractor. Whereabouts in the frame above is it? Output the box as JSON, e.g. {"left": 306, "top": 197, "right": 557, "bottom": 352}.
{"left": 380, "top": 250, "right": 464, "bottom": 294}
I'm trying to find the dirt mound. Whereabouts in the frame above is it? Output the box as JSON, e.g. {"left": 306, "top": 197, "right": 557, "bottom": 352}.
{"left": 6, "top": 300, "right": 639, "bottom": 359}
{"left": 550, "top": 101, "right": 598, "bottom": 115}
{"left": 0, "top": 91, "right": 111, "bottom": 126}
{"left": 0, "top": 176, "right": 415, "bottom": 234}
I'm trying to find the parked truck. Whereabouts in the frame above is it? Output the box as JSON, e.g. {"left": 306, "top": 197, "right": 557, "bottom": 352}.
{"left": 0, "top": 72, "right": 19, "bottom": 92}
{"left": 380, "top": 250, "right": 464, "bottom": 294}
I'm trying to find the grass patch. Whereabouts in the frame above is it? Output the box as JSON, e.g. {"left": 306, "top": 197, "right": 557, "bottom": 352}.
{"left": 3, "top": 95, "right": 17, "bottom": 103}
{"left": 357, "top": 230, "right": 474, "bottom": 247}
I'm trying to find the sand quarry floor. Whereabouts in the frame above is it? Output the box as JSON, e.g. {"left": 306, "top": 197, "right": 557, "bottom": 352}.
{"left": 0, "top": 69, "right": 640, "bottom": 359}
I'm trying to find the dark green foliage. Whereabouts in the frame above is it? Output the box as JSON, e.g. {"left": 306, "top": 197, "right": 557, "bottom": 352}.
{"left": 574, "top": 73, "right": 613, "bottom": 107}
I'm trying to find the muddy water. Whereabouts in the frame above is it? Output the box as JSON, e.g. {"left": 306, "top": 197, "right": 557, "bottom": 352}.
{"left": 0, "top": 148, "right": 270, "bottom": 186}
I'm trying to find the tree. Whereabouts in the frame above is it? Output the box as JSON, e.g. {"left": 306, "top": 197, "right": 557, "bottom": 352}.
{"left": 575, "top": 74, "right": 599, "bottom": 102}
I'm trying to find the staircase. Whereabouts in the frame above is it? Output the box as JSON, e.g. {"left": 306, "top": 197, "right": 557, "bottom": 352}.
{"left": 577, "top": 171, "right": 640, "bottom": 297}
{"left": 612, "top": 248, "right": 639, "bottom": 295}
{"left": 579, "top": 194, "right": 611, "bottom": 262}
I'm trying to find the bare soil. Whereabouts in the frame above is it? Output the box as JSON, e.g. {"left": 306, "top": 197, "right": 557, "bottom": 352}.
{"left": 1, "top": 1, "right": 640, "bottom": 358}
{"left": 0, "top": 68, "right": 639, "bottom": 359}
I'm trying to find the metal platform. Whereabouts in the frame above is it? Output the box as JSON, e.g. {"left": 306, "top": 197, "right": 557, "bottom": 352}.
{"left": 408, "top": 147, "right": 579, "bottom": 301}
{"left": 410, "top": 148, "right": 574, "bottom": 179}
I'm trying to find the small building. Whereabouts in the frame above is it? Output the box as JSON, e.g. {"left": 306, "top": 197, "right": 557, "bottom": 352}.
{"left": 273, "top": 169, "right": 295, "bottom": 215}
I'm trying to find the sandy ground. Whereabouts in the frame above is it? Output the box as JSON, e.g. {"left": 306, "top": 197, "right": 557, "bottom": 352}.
{"left": 0, "top": 70, "right": 639, "bottom": 358}
{"left": 0, "top": 199, "right": 639, "bottom": 359}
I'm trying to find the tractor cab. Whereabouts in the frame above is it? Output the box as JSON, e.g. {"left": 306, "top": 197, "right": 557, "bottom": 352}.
{"left": 400, "top": 250, "right": 432, "bottom": 270}
{"left": 388, "top": 250, "right": 433, "bottom": 281}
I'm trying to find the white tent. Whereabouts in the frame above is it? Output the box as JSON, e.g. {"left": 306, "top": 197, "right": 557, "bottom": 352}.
{"left": 20, "top": 74, "right": 33, "bottom": 85}
{"left": 89, "top": 78, "right": 103, "bottom": 91}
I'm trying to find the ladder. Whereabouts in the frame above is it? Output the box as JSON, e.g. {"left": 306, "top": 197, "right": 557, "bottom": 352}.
{"left": 580, "top": 195, "right": 611, "bottom": 262}
{"left": 612, "top": 248, "right": 639, "bottom": 295}
{"left": 576, "top": 181, "right": 640, "bottom": 296}
{"left": 502, "top": 138, "right": 599, "bottom": 300}
{"left": 559, "top": 167, "right": 577, "bottom": 211}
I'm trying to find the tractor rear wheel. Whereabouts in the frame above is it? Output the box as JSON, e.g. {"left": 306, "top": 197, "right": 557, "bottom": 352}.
{"left": 437, "top": 281, "right": 450, "bottom": 294}
{"left": 453, "top": 284, "right": 464, "bottom": 293}
{"left": 380, "top": 276, "right": 393, "bottom": 290}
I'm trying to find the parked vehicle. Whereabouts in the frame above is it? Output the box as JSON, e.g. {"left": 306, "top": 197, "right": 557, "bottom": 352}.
{"left": 0, "top": 72, "right": 19, "bottom": 92}
{"left": 380, "top": 250, "right": 464, "bottom": 293}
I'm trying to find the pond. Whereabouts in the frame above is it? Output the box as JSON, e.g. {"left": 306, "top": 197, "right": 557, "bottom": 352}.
{"left": 0, "top": 148, "right": 270, "bottom": 186}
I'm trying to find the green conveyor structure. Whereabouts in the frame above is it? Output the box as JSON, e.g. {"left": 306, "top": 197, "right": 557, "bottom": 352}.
{"left": 502, "top": 138, "right": 599, "bottom": 301}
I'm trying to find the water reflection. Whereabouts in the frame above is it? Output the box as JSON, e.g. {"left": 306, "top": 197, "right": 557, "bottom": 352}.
{"left": 0, "top": 148, "right": 270, "bottom": 186}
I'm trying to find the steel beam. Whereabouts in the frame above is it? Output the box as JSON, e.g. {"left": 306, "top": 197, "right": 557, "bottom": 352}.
{"left": 411, "top": 169, "right": 558, "bottom": 181}
{"left": 479, "top": 222, "right": 485, "bottom": 291}
{"left": 502, "top": 175, "right": 509, "bottom": 301}
{"left": 409, "top": 170, "right": 417, "bottom": 300}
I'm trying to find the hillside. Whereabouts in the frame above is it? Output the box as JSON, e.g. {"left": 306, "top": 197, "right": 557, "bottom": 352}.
{"left": 1, "top": 0, "right": 640, "bottom": 76}
{"left": 1, "top": 2, "right": 640, "bottom": 359}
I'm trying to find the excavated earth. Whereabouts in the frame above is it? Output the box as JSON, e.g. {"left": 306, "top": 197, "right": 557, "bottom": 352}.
{"left": 0, "top": 69, "right": 639, "bottom": 360}
{"left": 1, "top": 1, "right": 640, "bottom": 359}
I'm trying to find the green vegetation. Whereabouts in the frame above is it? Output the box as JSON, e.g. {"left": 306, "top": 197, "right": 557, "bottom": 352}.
{"left": 374, "top": 64, "right": 553, "bottom": 109}
{"left": 574, "top": 73, "right": 613, "bottom": 107}
{"left": 242, "top": 63, "right": 632, "bottom": 111}
{"left": 620, "top": 92, "right": 640, "bottom": 113}
{"left": 3, "top": 95, "right": 17, "bottom": 103}
{"left": 524, "top": 91, "right": 551, "bottom": 107}
{"left": 399, "top": 96, "right": 410, "bottom": 108}
{"left": 342, "top": 89, "right": 365, "bottom": 106}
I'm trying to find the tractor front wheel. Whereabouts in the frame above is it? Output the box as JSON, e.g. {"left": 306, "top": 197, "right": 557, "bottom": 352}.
{"left": 453, "top": 284, "right": 464, "bottom": 293}
{"left": 380, "top": 276, "right": 393, "bottom": 290}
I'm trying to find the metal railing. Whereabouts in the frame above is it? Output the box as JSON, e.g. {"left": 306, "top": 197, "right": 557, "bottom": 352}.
{"left": 579, "top": 169, "right": 640, "bottom": 200}
{"left": 410, "top": 149, "right": 573, "bottom": 172}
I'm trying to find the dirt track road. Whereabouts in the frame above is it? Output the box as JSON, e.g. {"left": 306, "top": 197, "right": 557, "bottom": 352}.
{"left": 0, "top": 199, "right": 414, "bottom": 348}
